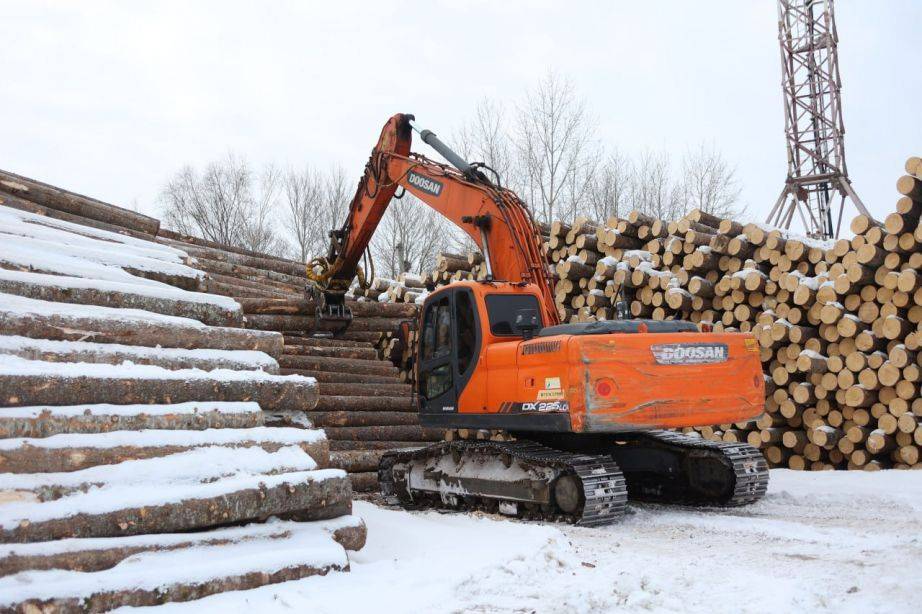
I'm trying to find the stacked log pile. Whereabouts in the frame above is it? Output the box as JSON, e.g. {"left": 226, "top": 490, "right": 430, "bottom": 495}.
{"left": 539, "top": 160, "right": 922, "bottom": 470}
{"left": 375, "top": 159, "right": 922, "bottom": 472}
{"left": 235, "top": 297, "right": 443, "bottom": 491}
{"left": 0, "top": 182, "right": 365, "bottom": 609}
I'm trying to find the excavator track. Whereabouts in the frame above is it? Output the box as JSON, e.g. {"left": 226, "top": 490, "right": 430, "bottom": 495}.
{"left": 607, "top": 430, "right": 769, "bottom": 507}
{"left": 379, "top": 440, "right": 628, "bottom": 527}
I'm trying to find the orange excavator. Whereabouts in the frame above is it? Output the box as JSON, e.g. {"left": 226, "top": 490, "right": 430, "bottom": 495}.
{"left": 309, "top": 113, "right": 768, "bottom": 526}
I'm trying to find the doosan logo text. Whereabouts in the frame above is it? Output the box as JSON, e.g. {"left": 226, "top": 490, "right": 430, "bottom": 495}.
{"left": 651, "top": 343, "right": 728, "bottom": 365}
{"left": 407, "top": 172, "right": 443, "bottom": 196}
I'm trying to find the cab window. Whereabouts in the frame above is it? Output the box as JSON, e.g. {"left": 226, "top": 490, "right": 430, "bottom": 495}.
{"left": 421, "top": 296, "right": 452, "bottom": 361}
{"left": 485, "top": 294, "right": 542, "bottom": 336}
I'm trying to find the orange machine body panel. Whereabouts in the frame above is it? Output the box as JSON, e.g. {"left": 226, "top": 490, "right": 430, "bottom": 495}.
{"left": 424, "top": 281, "right": 765, "bottom": 433}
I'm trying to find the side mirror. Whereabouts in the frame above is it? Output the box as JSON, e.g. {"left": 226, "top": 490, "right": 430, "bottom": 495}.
{"left": 514, "top": 309, "right": 541, "bottom": 341}
{"left": 614, "top": 300, "right": 629, "bottom": 320}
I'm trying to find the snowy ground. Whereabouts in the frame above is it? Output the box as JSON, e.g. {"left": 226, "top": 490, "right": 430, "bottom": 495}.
{"left": 125, "top": 469, "right": 922, "bottom": 614}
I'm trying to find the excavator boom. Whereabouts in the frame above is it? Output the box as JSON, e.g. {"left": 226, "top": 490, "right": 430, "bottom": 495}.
{"left": 314, "top": 113, "right": 558, "bottom": 326}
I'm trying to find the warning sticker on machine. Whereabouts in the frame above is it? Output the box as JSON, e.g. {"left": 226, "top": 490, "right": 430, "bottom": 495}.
{"left": 651, "top": 343, "right": 729, "bottom": 365}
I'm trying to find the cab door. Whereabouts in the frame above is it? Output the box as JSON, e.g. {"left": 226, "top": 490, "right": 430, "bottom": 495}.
{"left": 418, "top": 287, "right": 482, "bottom": 418}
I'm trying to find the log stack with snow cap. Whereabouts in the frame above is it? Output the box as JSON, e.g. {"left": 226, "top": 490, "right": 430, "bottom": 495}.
{"left": 0, "top": 182, "right": 365, "bottom": 610}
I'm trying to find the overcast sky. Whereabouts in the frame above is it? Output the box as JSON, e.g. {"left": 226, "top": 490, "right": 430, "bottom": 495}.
{"left": 2, "top": 1, "right": 919, "bottom": 232}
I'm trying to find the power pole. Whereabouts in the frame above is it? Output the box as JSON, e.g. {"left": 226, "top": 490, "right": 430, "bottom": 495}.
{"left": 767, "top": 0, "right": 871, "bottom": 239}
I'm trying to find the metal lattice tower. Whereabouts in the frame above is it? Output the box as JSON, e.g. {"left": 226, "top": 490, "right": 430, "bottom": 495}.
{"left": 766, "top": 0, "right": 871, "bottom": 239}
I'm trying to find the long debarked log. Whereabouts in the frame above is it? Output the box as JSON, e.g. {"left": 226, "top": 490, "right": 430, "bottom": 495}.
{"left": 246, "top": 314, "right": 402, "bottom": 333}
{"left": 0, "top": 472, "right": 351, "bottom": 543}
{"left": 238, "top": 298, "right": 418, "bottom": 318}
{"left": 283, "top": 344, "right": 379, "bottom": 360}
{"left": 330, "top": 450, "right": 390, "bottom": 473}
{"left": 0, "top": 305, "right": 284, "bottom": 357}
{"left": 348, "top": 472, "right": 380, "bottom": 492}
{"left": 0, "top": 517, "right": 366, "bottom": 577}
{"left": 0, "top": 193, "right": 155, "bottom": 241}
{"left": 283, "top": 336, "right": 375, "bottom": 349}
{"left": 0, "top": 373, "right": 318, "bottom": 412}
{"left": 0, "top": 276, "right": 242, "bottom": 327}
{"left": 0, "top": 432, "right": 330, "bottom": 473}
{"left": 328, "top": 440, "right": 429, "bottom": 451}
{"left": 279, "top": 368, "right": 401, "bottom": 385}
{"left": 279, "top": 355, "right": 398, "bottom": 376}
{"left": 321, "top": 425, "right": 442, "bottom": 441}
{"left": 306, "top": 411, "right": 420, "bottom": 428}
{"left": 0, "top": 169, "right": 160, "bottom": 235}
{"left": 313, "top": 396, "right": 416, "bottom": 412}
{"left": 0, "top": 403, "right": 264, "bottom": 439}
{"left": 159, "top": 234, "right": 310, "bottom": 278}
{"left": 318, "top": 382, "right": 412, "bottom": 397}
{"left": 0, "top": 335, "right": 279, "bottom": 374}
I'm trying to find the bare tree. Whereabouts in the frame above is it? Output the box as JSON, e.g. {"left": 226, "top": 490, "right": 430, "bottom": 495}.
{"left": 282, "top": 165, "right": 353, "bottom": 262}
{"left": 678, "top": 143, "right": 744, "bottom": 218}
{"left": 585, "top": 150, "right": 632, "bottom": 224}
{"left": 371, "top": 193, "right": 453, "bottom": 279}
{"left": 514, "top": 72, "right": 599, "bottom": 223}
{"left": 159, "top": 153, "right": 286, "bottom": 256}
{"left": 628, "top": 150, "right": 685, "bottom": 221}
{"left": 453, "top": 98, "right": 518, "bottom": 188}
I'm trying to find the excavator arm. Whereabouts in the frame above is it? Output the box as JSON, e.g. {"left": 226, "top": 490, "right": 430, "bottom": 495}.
{"left": 312, "top": 113, "right": 559, "bottom": 327}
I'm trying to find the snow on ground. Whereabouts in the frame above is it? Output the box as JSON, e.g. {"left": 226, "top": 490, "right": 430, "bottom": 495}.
{"left": 123, "top": 469, "right": 922, "bottom": 614}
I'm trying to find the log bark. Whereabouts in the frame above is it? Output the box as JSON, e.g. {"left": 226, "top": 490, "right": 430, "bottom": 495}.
{"left": 0, "top": 518, "right": 365, "bottom": 576}
{"left": 238, "top": 298, "right": 418, "bottom": 318}
{"left": 307, "top": 410, "right": 419, "bottom": 428}
{"left": 0, "top": 275, "right": 242, "bottom": 327}
{"left": 313, "top": 396, "right": 416, "bottom": 412}
{"left": 348, "top": 471, "right": 380, "bottom": 492}
{"left": 0, "top": 404, "right": 263, "bottom": 439}
{"left": 283, "top": 336, "right": 374, "bottom": 349}
{"left": 279, "top": 355, "right": 398, "bottom": 376}
{"left": 0, "top": 434, "right": 330, "bottom": 473}
{"left": 283, "top": 344, "right": 378, "bottom": 360}
{"left": 321, "top": 425, "right": 442, "bottom": 441}
{"left": 0, "top": 373, "right": 318, "bottom": 412}
{"left": 0, "top": 308, "right": 284, "bottom": 357}
{"left": 0, "top": 337, "right": 279, "bottom": 374}
{"left": 330, "top": 450, "right": 389, "bottom": 473}
{"left": 0, "top": 473, "right": 351, "bottom": 543}
{"left": 318, "top": 382, "right": 412, "bottom": 397}
{"left": 246, "top": 314, "right": 402, "bottom": 334}
{"left": 0, "top": 169, "right": 160, "bottom": 235}
{"left": 280, "top": 368, "right": 399, "bottom": 385}
{"left": 0, "top": 193, "right": 155, "bottom": 241}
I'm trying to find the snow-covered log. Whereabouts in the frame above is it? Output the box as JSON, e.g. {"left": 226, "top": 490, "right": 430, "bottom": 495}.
{"left": 0, "top": 270, "right": 242, "bottom": 326}
{"left": 0, "top": 294, "right": 284, "bottom": 356}
{"left": 0, "top": 401, "right": 264, "bottom": 439}
{"left": 0, "top": 335, "right": 278, "bottom": 374}
{"left": 0, "top": 427, "right": 330, "bottom": 473}
{"left": 0, "top": 357, "right": 317, "bottom": 411}
{"left": 0, "top": 517, "right": 356, "bottom": 610}
{"left": 279, "top": 354, "right": 399, "bottom": 377}
{"left": 0, "top": 515, "right": 366, "bottom": 576}
{"left": 246, "top": 314, "right": 403, "bottom": 333}
{"left": 0, "top": 169, "right": 160, "bottom": 235}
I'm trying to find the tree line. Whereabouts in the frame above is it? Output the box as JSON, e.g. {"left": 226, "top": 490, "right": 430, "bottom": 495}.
{"left": 160, "top": 72, "right": 743, "bottom": 278}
